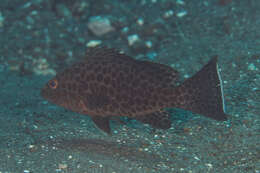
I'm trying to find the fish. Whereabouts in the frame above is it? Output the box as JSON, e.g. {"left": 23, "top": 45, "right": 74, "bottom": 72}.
{"left": 41, "top": 47, "right": 228, "bottom": 134}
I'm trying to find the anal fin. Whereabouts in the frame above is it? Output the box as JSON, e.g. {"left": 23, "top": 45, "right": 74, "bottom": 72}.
{"left": 91, "top": 116, "right": 111, "bottom": 134}
{"left": 135, "top": 110, "right": 171, "bottom": 129}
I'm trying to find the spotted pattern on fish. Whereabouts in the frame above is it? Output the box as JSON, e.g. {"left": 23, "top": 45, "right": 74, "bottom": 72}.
{"left": 41, "top": 47, "right": 228, "bottom": 134}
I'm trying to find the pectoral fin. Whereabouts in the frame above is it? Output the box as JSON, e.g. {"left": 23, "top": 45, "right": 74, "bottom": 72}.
{"left": 91, "top": 116, "right": 111, "bottom": 134}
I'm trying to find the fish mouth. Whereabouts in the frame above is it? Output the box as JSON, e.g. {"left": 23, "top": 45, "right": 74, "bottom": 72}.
{"left": 40, "top": 88, "right": 56, "bottom": 105}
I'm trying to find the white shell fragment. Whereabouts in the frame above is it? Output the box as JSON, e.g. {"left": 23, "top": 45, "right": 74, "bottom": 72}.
{"left": 127, "top": 34, "right": 140, "bottom": 46}
{"left": 176, "top": 10, "right": 187, "bottom": 18}
{"left": 86, "top": 40, "right": 102, "bottom": 47}
{"left": 87, "top": 16, "right": 115, "bottom": 36}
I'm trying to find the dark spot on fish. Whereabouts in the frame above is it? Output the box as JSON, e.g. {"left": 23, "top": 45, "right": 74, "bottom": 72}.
{"left": 153, "top": 94, "right": 158, "bottom": 101}
{"left": 75, "top": 75, "right": 81, "bottom": 81}
{"left": 85, "top": 74, "right": 90, "bottom": 81}
{"left": 111, "top": 71, "right": 117, "bottom": 78}
{"left": 104, "top": 75, "right": 111, "bottom": 85}
{"left": 150, "top": 101, "right": 156, "bottom": 107}
{"left": 67, "top": 83, "right": 72, "bottom": 90}
{"left": 108, "top": 86, "right": 114, "bottom": 96}
{"left": 128, "top": 98, "right": 135, "bottom": 106}
{"left": 97, "top": 73, "right": 103, "bottom": 82}
{"left": 111, "top": 79, "right": 117, "bottom": 88}
{"left": 142, "top": 99, "right": 149, "bottom": 106}
{"left": 89, "top": 73, "right": 95, "bottom": 81}
{"left": 102, "top": 67, "right": 107, "bottom": 74}
{"left": 108, "top": 105, "right": 114, "bottom": 112}
{"left": 112, "top": 102, "right": 119, "bottom": 109}
{"left": 135, "top": 97, "right": 142, "bottom": 105}
{"left": 80, "top": 72, "right": 85, "bottom": 79}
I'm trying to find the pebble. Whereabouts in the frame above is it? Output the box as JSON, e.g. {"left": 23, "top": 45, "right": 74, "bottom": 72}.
{"left": 127, "top": 34, "right": 140, "bottom": 46}
{"left": 76, "top": 1, "right": 89, "bottom": 13}
{"left": 31, "top": 10, "right": 38, "bottom": 16}
{"left": 121, "top": 27, "right": 129, "bottom": 33}
{"left": 184, "top": 74, "right": 189, "bottom": 78}
{"left": 22, "top": 2, "right": 32, "bottom": 8}
{"left": 163, "top": 10, "right": 174, "bottom": 18}
{"left": 145, "top": 40, "right": 153, "bottom": 48}
{"left": 58, "top": 163, "right": 68, "bottom": 170}
{"left": 194, "top": 156, "right": 200, "bottom": 160}
{"left": 146, "top": 52, "right": 157, "bottom": 60}
{"left": 26, "top": 16, "right": 34, "bottom": 24}
{"left": 0, "top": 64, "right": 5, "bottom": 72}
{"left": 33, "top": 58, "right": 56, "bottom": 75}
{"left": 86, "top": 40, "right": 102, "bottom": 47}
{"left": 87, "top": 16, "right": 115, "bottom": 36}
{"left": 176, "top": 10, "right": 188, "bottom": 18}
{"left": 176, "top": 0, "right": 185, "bottom": 5}
{"left": 205, "top": 163, "right": 213, "bottom": 169}
{"left": 137, "top": 18, "right": 144, "bottom": 26}
{"left": 0, "top": 12, "right": 4, "bottom": 27}
{"left": 56, "top": 4, "right": 72, "bottom": 18}
{"left": 248, "top": 63, "right": 258, "bottom": 71}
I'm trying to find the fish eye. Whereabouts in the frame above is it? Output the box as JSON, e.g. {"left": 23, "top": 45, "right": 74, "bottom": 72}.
{"left": 48, "top": 79, "right": 58, "bottom": 89}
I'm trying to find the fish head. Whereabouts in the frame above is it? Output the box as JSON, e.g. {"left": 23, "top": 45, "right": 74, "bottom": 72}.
{"left": 41, "top": 73, "right": 75, "bottom": 109}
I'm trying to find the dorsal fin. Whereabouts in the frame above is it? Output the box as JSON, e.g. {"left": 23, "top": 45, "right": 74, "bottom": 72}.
{"left": 85, "top": 47, "right": 134, "bottom": 61}
{"left": 137, "top": 60, "right": 179, "bottom": 86}
{"left": 85, "top": 47, "right": 179, "bottom": 86}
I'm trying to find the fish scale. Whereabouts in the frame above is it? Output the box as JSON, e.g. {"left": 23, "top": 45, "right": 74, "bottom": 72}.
{"left": 41, "top": 47, "right": 228, "bottom": 134}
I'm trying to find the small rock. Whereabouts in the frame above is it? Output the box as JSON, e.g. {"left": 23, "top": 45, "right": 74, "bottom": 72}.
{"left": 176, "top": 0, "right": 185, "bottom": 5}
{"left": 33, "top": 58, "right": 56, "bottom": 76}
{"left": 146, "top": 52, "right": 157, "bottom": 60}
{"left": 176, "top": 10, "right": 187, "bottom": 18}
{"left": 137, "top": 18, "right": 144, "bottom": 26}
{"left": 56, "top": 4, "right": 72, "bottom": 18}
{"left": 0, "top": 12, "right": 4, "bottom": 27}
{"left": 205, "top": 163, "right": 213, "bottom": 169}
{"left": 248, "top": 63, "right": 258, "bottom": 71}
{"left": 121, "top": 27, "right": 129, "bottom": 33}
{"left": 22, "top": 2, "right": 32, "bottom": 8}
{"left": 145, "top": 40, "right": 153, "bottom": 48}
{"left": 86, "top": 40, "right": 102, "bottom": 47}
{"left": 127, "top": 34, "right": 140, "bottom": 46}
{"left": 87, "top": 16, "right": 115, "bottom": 36}
{"left": 58, "top": 163, "right": 68, "bottom": 170}
{"left": 163, "top": 10, "right": 174, "bottom": 18}
{"left": 75, "top": 1, "right": 89, "bottom": 14}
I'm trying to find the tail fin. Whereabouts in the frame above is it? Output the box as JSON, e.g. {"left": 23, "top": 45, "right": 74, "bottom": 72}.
{"left": 172, "top": 56, "right": 227, "bottom": 121}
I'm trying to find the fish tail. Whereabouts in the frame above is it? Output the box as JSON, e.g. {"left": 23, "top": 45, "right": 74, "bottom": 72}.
{"left": 172, "top": 56, "right": 228, "bottom": 121}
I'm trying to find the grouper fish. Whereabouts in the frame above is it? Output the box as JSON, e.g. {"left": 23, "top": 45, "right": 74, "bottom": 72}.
{"left": 41, "top": 47, "right": 228, "bottom": 134}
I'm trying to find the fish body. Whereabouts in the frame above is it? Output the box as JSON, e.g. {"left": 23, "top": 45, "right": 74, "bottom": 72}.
{"left": 41, "top": 48, "right": 228, "bottom": 133}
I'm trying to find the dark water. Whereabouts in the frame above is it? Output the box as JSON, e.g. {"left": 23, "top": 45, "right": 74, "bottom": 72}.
{"left": 0, "top": 0, "right": 259, "bottom": 172}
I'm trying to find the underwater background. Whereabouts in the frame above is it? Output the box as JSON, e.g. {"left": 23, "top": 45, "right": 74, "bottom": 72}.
{"left": 0, "top": 0, "right": 259, "bottom": 172}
